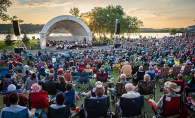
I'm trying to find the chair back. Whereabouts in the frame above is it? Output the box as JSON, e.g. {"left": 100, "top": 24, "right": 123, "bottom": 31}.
{"left": 29, "top": 91, "right": 48, "bottom": 109}
{"left": 84, "top": 97, "right": 110, "bottom": 118}
{"left": 119, "top": 96, "right": 144, "bottom": 117}
{"left": 162, "top": 96, "right": 181, "bottom": 117}
{"left": 96, "top": 73, "right": 108, "bottom": 83}
{"left": 116, "top": 83, "right": 127, "bottom": 96}
{"left": 183, "top": 65, "right": 192, "bottom": 76}
{"left": 48, "top": 106, "right": 70, "bottom": 118}
{"left": 171, "top": 80, "right": 185, "bottom": 94}
{"left": 37, "top": 63, "right": 44, "bottom": 68}
{"left": 4, "top": 94, "right": 27, "bottom": 107}
{"left": 159, "top": 67, "right": 169, "bottom": 79}
{"left": 2, "top": 108, "right": 28, "bottom": 118}
{"left": 38, "top": 68, "right": 46, "bottom": 76}
{"left": 138, "top": 81, "right": 155, "bottom": 95}
{"left": 64, "top": 90, "right": 76, "bottom": 108}
{"left": 43, "top": 82, "right": 57, "bottom": 95}
{"left": 143, "top": 63, "right": 149, "bottom": 71}
{"left": 77, "top": 73, "right": 89, "bottom": 83}
{"left": 172, "top": 66, "right": 181, "bottom": 76}
{"left": 0, "top": 69, "right": 9, "bottom": 78}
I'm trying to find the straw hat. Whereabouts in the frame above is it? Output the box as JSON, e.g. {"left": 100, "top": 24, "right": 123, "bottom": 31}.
{"left": 164, "top": 81, "right": 180, "bottom": 92}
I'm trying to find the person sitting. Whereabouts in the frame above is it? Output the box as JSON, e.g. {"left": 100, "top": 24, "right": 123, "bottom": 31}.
{"left": 145, "top": 66, "right": 155, "bottom": 80}
{"left": 100, "top": 68, "right": 105, "bottom": 74}
{"left": 185, "top": 72, "right": 195, "bottom": 96}
{"left": 1, "top": 73, "right": 17, "bottom": 90}
{"left": 64, "top": 70, "right": 71, "bottom": 83}
{"left": 83, "top": 81, "right": 102, "bottom": 98}
{"left": 54, "top": 64, "right": 60, "bottom": 73}
{"left": 149, "top": 81, "right": 180, "bottom": 117}
{"left": 174, "top": 74, "right": 187, "bottom": 88}
{"left": 0, "top": 92, "right": 36, "bottom": 118}
{"left": 116, "top": 83, "right": 140, "bottom": 105}
{"left": 134, "top": 74, "right": 151, "bottom": 90}
{"left": 21, "top": 70, "right": 30, "bottom": 84}
{"left": 90, "top": 85, "right": 107, "bottom": 99}
{"left": 3, "top": 84, "right": 28, "bottom": 107}
{"left": 167, "top": 59, "right": 175, "bottom": 68}
{"left": 84, "top": 65, "right": 93, "bottom": 74}
{"left": 57, "top": 76, "right": 67, "bottom": 92}
{"left": 121, "top": 61, "right": 132, "bottom": 77}
{"left": 22, "top": 73, "right": 38, "bottom": 93}
{"left": 57, "top": 67, "right": 64, "bottom": 75}
{"left": 65, "top": 83, "right": 80, "bottom": 106}
{"left": 52, "top": 56, "right": 57, "bottom": 63}
{"left": 133, "top": 66, "right": 145, "bottom": 84}
{"left": 42, "top": 73, "right": 57, "bottom": 92}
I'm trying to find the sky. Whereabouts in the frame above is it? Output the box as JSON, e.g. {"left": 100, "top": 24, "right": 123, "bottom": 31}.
{"left": 1, "top": 0, "right": 195, "bottom": 28}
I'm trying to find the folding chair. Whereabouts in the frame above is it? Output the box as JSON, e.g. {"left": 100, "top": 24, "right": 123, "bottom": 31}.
{"left": 169, "top": 66, "right": 181, "bottom": 80}
{"left": 143, "top": 63, "right": 149, "bottom": 72}
{"left": 0, "top": 69, "right": 9, "bottom": 78}
{"left": 84, "top": 96, "right": 112, "bottom": 118}
{"left": 65, "top": 57, "right": 70, "bottom": 61}
{"left": 138, "top": 80, "right": 155, "bottom": 101}
{"left": 182, "top": 65, "right": 193, "bottom": 77}
{"left": 48, "top": 106, "right": 70, "bottom": 118}
{"left": 185, "top": 92, "right": 195, "bottom": 118}
{"left": 171, "top": 80, "right": 185, "bottom": 95}
{"left": 37, "top": 63, "right": 45, "bottom": 68}
{"left": 96, "top": 73, "right": 108, "bottom": 83}
{"left": 61, "top": 55, "right": 65, "bottom": 60}
{"left": 158, "top": 67, "right": 169, "bottom": 82}
{"left": 2, "top": 108, "right": 28, "bottom": 118}
{"left": 38, "top": 68, "right": 46, "bottom": 80}
{"left": 76, "top": 73, "right": 89, "bottom": 92}
{"left": 71, "top": 72, "right": 78, "bottom": 82}
{"left": 147, "top": 96, "right": 182, "bottom": 117}
{"left": 3, "top": 94, "right": 27, "bottom": 107}
{"left": 57, "top": 83, "right": 66, "bottom": 92}
{"left": 41, "top": 56, "right": 47, "bottom": 61}
{"left": 118, "top": 96, "right": 146, "bottom": 118}
{"left": 64, "top": 90, "right": 76, "bottom": 108}
{"left": 29, "top": 91, "right": 48, "bottom": 110}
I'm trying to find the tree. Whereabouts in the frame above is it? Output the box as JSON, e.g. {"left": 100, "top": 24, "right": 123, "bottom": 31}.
{"left": 69, "top": 7, "right": 80, "bottom": 17}
{"left": 22, "top": 31, "right": 30, "bottom": 46}
{"left": 0, "top": 0, "right": 12, "bottom": 21}
{"left": 4, "top": 29, "right": 14, "bottom": 45}
{"left": 169, "top": 28, "right": 177, "bottom": 36}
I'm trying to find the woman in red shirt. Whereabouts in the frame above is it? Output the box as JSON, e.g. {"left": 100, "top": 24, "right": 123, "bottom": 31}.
{"left": 64, "top": 70, "right": 71, "bottom": 82}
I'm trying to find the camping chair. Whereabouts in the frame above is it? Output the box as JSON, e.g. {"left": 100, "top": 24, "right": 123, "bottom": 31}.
{"left": 171, "top": 80, "right": 185, "bottom": 95}
{"left": 110, "top": 83, "right": 127, "bottom": 103}
{"left": 64, "top": 90, "right": 76, "bottom": 108}
{"left": 0, "top": 69, "right": 9, "bottom": 78}
{"left": 4, "top": 94, "right": 27, "bottom": 107}
{"left": 42, "top": 82, "right": 57, "bottom": 104}
{"left": 143, "top": 63, "right": 149, "bottom": 72}
{"left": 84, "top": 96, "right": 112, "bottom": 118}
{"left": 65, "top": 57, "right": 70, "bottom": 61}
{"left": 37, "top": 63, "right": 45, "bottom": 68}
{"left": 29, "top": 91, "right": 48, "bottom": 110}
{"left": 185, "top": 93, "right": 195, "bottom": 118}
{"left": 169, "top": 66, "right": 181, "bottom": 80}
{"left": 147, "top": 96, "right": 182, "bottom": 117}
{"left": 38, "top": 68, "right": 46, "bottom": 80}
{"left": 2, "top": 108, "right": 28, "bottom": 118}
{"left": 96, "top": 73, "right": 108, "bottom": 83}
{"left": 41, "top": 56, "right": 47, "bottom": 61}
{"left": 138, "top": 80, "right": 155, "bottom": 102}
{"left": 158, "top": 67, "right": 170, "bottom": 82}
{"left": 48, "top": 106, "right": 70, "bottom": 118}
{"left": 76, "top": 73, "right": 89, "bottom": 92}
{"left": 113, "top": 63, "right": 121, "bottom": 72}
{"left": 61, "top": 55, "right": 65, "bottom": 60}
{"left": 182, "top": 65, "right": 193, "bottom": 77}
{"left": 117, "top": 96, "right": 146, "bottom": 118}
{"left": 71, "top": 72, "right": 78, "bottom": 82}
{"left": 57, "top": 83, "right": 66, "bottom": 92}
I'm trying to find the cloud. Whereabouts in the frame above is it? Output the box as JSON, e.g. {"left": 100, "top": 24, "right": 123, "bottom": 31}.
{"left": 11, "top": 1, "right": 72, "bottom": 8}
{"left": 150, "top": 13, "right": 163, "bottom": 17}
{"left": 128, "top": 8, "right": 143, "bottom": 14}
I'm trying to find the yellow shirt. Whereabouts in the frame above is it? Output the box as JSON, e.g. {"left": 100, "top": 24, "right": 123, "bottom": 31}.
{"left": 175, "top": 61, "right": 180, "bottom": 66}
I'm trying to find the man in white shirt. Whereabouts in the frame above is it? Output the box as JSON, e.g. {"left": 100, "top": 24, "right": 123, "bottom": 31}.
{"left": 0, "top": 92, "right": 36, "bottom": 118}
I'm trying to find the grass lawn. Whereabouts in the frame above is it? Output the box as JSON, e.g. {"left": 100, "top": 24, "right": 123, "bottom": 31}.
{"left": 0, "top": 40, "right": 41, "bottom": 51}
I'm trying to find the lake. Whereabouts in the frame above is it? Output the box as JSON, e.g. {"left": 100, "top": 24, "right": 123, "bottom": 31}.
{"left": 0, "top": 33, "right": 182, "bottom": 41}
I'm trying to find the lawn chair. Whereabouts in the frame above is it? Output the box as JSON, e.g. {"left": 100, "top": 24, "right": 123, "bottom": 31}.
{"left": 147, "top": 96, "right": 182, "bottom": 117}
{"left": 71, "top": 72, "right": 78, "bottom": 82}
{"left": 143, "top": 63, "right": 149, "bottom": 72}
{"left": 84, "top": 96, "right": 111, "bottom": 118}
{"left": 42, "top": 82, "right": 57, "bottom": 104}
{"left": 158, "top": 67, "right": 169, "bottom": 82}
{"left": 2, "top": 108, "right": 28, "bottom": 118}
{"left": 61, "top": 55, "right": 65, "bottom": 60}
{"left": 48, "top": 106, "right": 70, "bottom": 118}
{"left": 3, "top": 94, "right": 27, "bottom": 107}
{"left": 38, "top": 68, "right": 46, "bottom": 80}
{"left": 57, "top": 83, "right": 66, "bottom": 92}
{"left": 65, "top": 57, "right": 70, "bottom": 61}
{"left": 64, "top": 90, "right": 76, "bottom": 108}
{"left": 138, "top": 80, "right": 155, "bottom": 101}
{"left": 169, "top": 66, "right": 181, "bottom": 80}
{"left": 0, "top": 69, "right": 9, "bottom": 78}
{"left": 76, "top": 73, "right": 89, "bottom": 92}
{"left": 117, "top": 96, "right": 146, "bottom": 118}
{"left": 29, "top": 91, "right": 48, "bottom": 110}
{"left": 171, "top": 80, "right": 185, "bottom": 95}
{"left": 110, "top": 83, "right": 127, "bottom": 103}
{"left": 182, "top": 65, "right": 193, "bottom": 77}
{"left": 37, "top": 63, "right": 45, "bottom": 68}
{"left": 96, "top": 73, "right": 108, "bottom": 83}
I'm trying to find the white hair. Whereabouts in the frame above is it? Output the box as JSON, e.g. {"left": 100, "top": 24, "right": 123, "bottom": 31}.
{"left": 86, "top": 65, "right": 90, "bottom": 69}
{"left": 125, "top": 61, "right": 128, "bottom": 65}
{"left": 125, "top": 83, "right": 135, "bottom": 89}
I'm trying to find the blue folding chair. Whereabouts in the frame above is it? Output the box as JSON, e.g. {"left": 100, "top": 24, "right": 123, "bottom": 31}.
{"left": 76, "top": 73, "right": 89, "bottom": 92}
{"left": 1, "top": 89, "right": 21, "bottom": 95}
{"left": 41, "top": 56, "right": 47, "bottom": 61}
{"left": 37, "top": 56, "right": 41, "bottom": 60}
{"left": 2, "top": 108, "right": 28, "bottom": 118}
{"left": 0, "top": 69, "right": 9, "bottom": 78}
{"left": 65, "top": 57, "right": 70, "bottom": 61}
{"left": 61, "top": 55, "right": 65, "bottom": 60}
{"left": 47, "top": 57, "right": 51, "bottom": 62}
{"left": 64, "top": 90, "right": 76, "bottom": 108}
{"left": 38, "top": 68, "right": 46, "bottom": 80}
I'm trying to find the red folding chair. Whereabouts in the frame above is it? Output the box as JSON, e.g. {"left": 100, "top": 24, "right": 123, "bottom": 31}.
{"left": 158, "top": 67, "right": 169, "bottom": 81}
{"left": 96, "top": 73, "right": 108, "bottom": 83}
{"left": 171, "top": 80, "right": 185, "bottom": 95}
{"left": 29, "top": 91, "right": 48, "bottom": 109}
{"left": 182, "top": 65, "right": 192, "bottom": 76}
{"left": 90, "top": 67, "right": 96, "bottom": 74}
{"left": 148, "top": 96, "right": 182, "bottom": 117}
{"left": 169, "top": 66, "right": 181, "bottom": 80}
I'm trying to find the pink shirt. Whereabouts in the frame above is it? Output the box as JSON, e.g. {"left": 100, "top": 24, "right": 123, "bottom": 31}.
{"left": 64, "top": 73, "right": 71, "bottom": 81}
{"left": 153, "top": 69, "right": 159, "bottom": 74}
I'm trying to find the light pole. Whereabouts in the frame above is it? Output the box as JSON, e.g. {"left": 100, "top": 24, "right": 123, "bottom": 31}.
{"left": 113, "top": 19, "right": 118, "bottom": 47}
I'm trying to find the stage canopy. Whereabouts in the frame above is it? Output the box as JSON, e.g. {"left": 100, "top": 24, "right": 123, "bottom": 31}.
{"left": 39, "top": 15, "right": 92, "bottom": 49}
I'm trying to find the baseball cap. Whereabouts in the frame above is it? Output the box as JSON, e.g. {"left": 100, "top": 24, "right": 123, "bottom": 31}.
{"left": 7, "top": 84, "right": 16, "bottom": 92}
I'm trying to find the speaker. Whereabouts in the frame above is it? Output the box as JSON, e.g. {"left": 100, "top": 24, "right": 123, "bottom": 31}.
{"left": 15, "top": 47, "right": 23, "bottom": 53}
{"left": 115, "top": 23, "right": 120, "bottom": 34}
{"left": 114, "top": 44, "right": 121, "bottom": 48}
{"left": 12, "top": 20, "right": 21, "bottom": 36}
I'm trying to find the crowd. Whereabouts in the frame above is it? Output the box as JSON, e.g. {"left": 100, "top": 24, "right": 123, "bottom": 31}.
{"left": 0, "top": 36, "right": 195, "bottom": 118}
